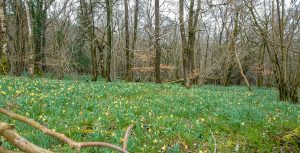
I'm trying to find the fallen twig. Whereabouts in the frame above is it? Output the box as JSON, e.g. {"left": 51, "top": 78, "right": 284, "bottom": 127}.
{"left": 210, "top": 129, "right": 217, "bottom": 153}
{"left": 123, "top": 125, "right": 133, "bottom": 150}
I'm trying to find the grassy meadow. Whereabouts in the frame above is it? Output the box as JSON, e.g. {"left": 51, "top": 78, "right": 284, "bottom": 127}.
{"left": 0, "top": 76, "right": 299, "bottom": 152}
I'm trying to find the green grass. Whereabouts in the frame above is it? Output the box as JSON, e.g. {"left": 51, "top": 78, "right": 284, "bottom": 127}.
{"left": 0, "top": 76, "right": 299, "bottom": 152}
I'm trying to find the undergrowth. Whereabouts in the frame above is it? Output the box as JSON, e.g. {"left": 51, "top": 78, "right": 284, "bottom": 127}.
{"left": 0, "top": 76, "right": 299, "bottom": 152}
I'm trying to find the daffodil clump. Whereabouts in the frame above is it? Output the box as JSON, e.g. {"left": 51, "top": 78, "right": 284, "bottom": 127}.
{"left": 0, "top": 76, "right": 299, "bottom": 152}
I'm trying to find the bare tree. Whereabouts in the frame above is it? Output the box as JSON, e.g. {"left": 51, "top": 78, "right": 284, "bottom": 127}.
{"left": 246, "top": 0, "right": 300, "bottom": 102}
{"left": 179, "top": 0, "right": 201, "bottom": 88}
{"left": 227, "top": 1, "right": 252, "bottom": 91}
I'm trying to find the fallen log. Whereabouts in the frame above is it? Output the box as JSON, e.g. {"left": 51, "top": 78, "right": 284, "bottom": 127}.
{"left": 165, "top": 79, "right": 184, "bottom": 84}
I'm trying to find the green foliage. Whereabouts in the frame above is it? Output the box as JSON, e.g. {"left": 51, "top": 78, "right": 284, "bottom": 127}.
{"left": 0, "top": 55, "right": 9, "bottom": 75}
{"left": 73, "top": 48, "right": 90, "bottom": 74}
{"left": 0, "top": 76, "right": 299, "bottom": 152}
{"left": 34, "top": 66, "right": 45, "bottom": 76}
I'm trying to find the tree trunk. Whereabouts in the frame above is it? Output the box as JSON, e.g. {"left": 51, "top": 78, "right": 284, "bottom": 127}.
{"left": 204, "top": 34, "right": 209, "bottom": 73}
{"left": 234, "top": 46, "right": 252, "bottom": 91}
{"left": 96, "top": 39, "right": 105, "bottom": 77}
{"left": 187, "top": 0, "right": 201, "bottom": 83}
{"left": 90, "top": 41, "right": 97, "bottom": 81}
{"left": 32, "top": 0, "right": 47, "bottom": 76}
{"left": 124, "top": 0, "right": 131, "bottom": 81}
{"left": 89, "top": 0, "right": 97, "bottom": 81}
{"left": 179, "top": 0, "right": 201, "bottom": 87}
{"left": 154, "top": 0, "right": 161, "bottom": 83}
{"left": 80, "top": 0, "right": 98, "bottom": 81}
{"left": 232, "top": 5, "right": 251, "bottom": 91}
{"left": 19, "top": 2, "right": 27, "bottom": 76}
{"left": 278, "top": 82, "right": 298, "bottom": 103}
{"left": 41, "top": 21, "right": 47, "bottom": 72}
{"left": 106, "top": 0, "right": 112, "bottom": 82}
{"left": 0, "top": 0, "right": 5, "bottom": 68}
{"left": 15, "top": 0, "right": 27, "bottom": 76}
{"left": 257, "top": 42, "right": 265, "bottom": 87}
{"left": 0, "top": 0, "right": 9, "bottom": 76}
{"left": 24, "top": 0, "right": 34, "bottom": 77}
{"left": 186, "top": 0, "right": 195, "bottom": 86}
{"left": 178, "top": 0, "right": 190, "bottom": 87}
{"left": 129, "top": 0, "right": 139, "bottom": 82}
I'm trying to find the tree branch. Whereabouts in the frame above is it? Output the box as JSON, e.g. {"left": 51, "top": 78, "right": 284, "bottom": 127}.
{"left": 0, "top": 146, "right": 24, "bottom": 153}
{"left": 0, "top": 108, "right": 132, "bottom": 153}
{"left": 0, "top": 122, "right": 53, "bottom": 153}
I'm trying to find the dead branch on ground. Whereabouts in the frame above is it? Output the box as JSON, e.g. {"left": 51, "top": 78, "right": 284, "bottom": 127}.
{"left": 0, "top": 108, "right": 133, "bottom": 153}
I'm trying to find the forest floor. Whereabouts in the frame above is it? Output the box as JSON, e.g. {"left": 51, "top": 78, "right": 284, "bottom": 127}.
{"left": 0, "top": 76, "right": 299, "bottom": 152}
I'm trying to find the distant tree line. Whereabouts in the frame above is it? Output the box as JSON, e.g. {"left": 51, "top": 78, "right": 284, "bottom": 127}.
{"left": 0, "top": 0, "right": 299, "bottom": 103}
